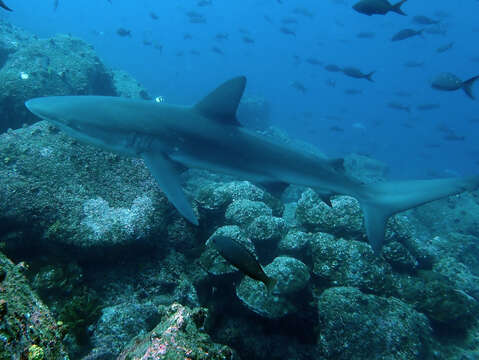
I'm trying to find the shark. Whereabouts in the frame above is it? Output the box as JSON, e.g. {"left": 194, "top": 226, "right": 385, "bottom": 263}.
{"left": 25, "top": 76, "right": 479, "bottom": 253}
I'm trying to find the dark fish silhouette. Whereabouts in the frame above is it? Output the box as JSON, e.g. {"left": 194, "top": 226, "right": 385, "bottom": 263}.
{"left": 357, "top": 31, "right": 376, "bottom": 39}
{"left": 280, "top": 27, "right": 296, "bottom": 36}
{"left": 412, "top": 15, "right": 439, "bottom": 25}
{"left": 353, "top": 0, "right": 407, "bottom": 16}
{"left": 431, "top": 73, "right": 479, "bottom": 99}
{"left": 436, "top": 42, "right": 454, "bottom": 53}
{"left": 342, "top": 67, "right": 375, "bottom": 82}
{"left": 0, "top": 0, "right": 12, "bottom": 11}
{"left": 306, "top": 57, "right": 323, "bottom": 66}
{"left": 324, "top": 64, "right": 342, "bottom": 72}
{"left": 242, "top": 36, "right": 255, "bottom": 44}
{"left": 391, "top": 28, "right": 423, "bottom": 41}
{"left": 417, "top": 103, "right": 440, "bottom": 111}
{"left": 116, "top": 28, "right": 131, "bottom": 37}
{"left": 211, "top": 46, "right": 224, "bottom": 55}
{"left": 388, "top": 101, "right": 410, "bottom": 113}
{"left": 212, "top": 235, "right": 278, "bottom": 294}
{"left": 150, "top": 12, "right": 159, "bottom": 20}
{"left": 291, "top": 81, "right": 307, "bottom": 93}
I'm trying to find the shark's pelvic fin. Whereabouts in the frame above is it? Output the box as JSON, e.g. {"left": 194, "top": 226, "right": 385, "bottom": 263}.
{"left": 194, "top": 76, "right": 246, "bottom": 126}
{"left": 142, "top": 152, "right": 198, "bottom": 225}
{"left": 358, "top": 176, "right": 479, "bottom": 253}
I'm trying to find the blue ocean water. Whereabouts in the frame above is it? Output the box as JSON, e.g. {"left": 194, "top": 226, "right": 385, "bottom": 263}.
{"left": 4, "top": 0, "right": 479, "bottom": 178}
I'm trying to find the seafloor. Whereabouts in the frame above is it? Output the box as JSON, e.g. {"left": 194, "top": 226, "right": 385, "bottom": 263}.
{"left": 1, "top": 19, "right": 479, "bottom": 360}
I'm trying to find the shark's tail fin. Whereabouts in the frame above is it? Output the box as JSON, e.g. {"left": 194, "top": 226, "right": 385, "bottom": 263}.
{"left": 356, "top": 176, "right": 479, "bottom": 254}
{"left": 462, "top": 75, "right": 479, "bottom": 100}
{"left": 391, "top": 0, "right": 407, "bottom": 16}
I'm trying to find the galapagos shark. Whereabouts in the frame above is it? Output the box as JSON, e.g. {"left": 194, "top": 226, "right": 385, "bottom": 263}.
{"left": 25, "top": 76, "right": 479, "bottom": 254}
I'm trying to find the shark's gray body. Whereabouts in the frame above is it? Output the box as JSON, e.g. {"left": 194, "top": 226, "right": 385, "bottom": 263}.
{"left": 26, "top": 76, "right": 479, "bottom": 253}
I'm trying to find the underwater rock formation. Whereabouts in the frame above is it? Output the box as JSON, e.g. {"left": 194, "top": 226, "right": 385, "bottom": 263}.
{"left": 0, "top": 19, "right": 149, "bottom": 133}
{"left": 0, "top": 121, "right": 184, "bottom": 258}
{"left": 311, "top": 233, "right": 393, "bottom": 293}
{"left": 117, "top": 303, "right": 236, "bottom": 360}
{"left": 317, "top": 287, "right": 432, "bottom": 359}
{"left": 0, "top": 251, "right": 69, "bottom": 359}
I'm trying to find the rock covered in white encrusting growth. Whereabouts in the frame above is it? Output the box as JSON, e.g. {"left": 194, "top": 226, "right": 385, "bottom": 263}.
{"left": 235, "top": 256, "right": 310, "bottom": 318}
{"left": 311, "top": 233, "right": 392, "bottom": 293}
{"left": 245, "top": 215, "right": 288, "bottom": 245}
{"left": 317, "top": 287, "right": 432, "bottom": 360}
{"left": 277, "top": 229, "right": 312, "bottom": 259}
{"left": 195, "top": 180, "right": 283, "bottom": 216}
{"left": 225, "top": 199, "right": 273, "bottom": 227}
{"left": 296, "top": 191, "right": 363, "bottom": 238}
{"left": 199, "top": 225, "right": 256, "bottom": 276}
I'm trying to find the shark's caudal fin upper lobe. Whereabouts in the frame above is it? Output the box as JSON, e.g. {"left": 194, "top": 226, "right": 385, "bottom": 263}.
{"left": 356, "top": 176, "right": 479, "bottom": 253}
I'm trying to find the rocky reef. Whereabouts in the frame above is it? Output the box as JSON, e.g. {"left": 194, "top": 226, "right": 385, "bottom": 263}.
{"left": 1, "top": 19, "right": 479, "bottom": 360}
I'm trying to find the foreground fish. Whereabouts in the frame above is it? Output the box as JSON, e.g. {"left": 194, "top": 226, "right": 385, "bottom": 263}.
{"left": 212, "top": 235, "right": 277, "bottom": 294}
{"left": 0, "top": 0, "right": 12, "bottom": 11}
{"left": 353, "top": 0, "right": 407, "bottom": 16}
{"left": 25, "top": 76, "right": 479, "bottom": 253}
{"left": 431, "top": 73, "right": 479, "bottom": 99}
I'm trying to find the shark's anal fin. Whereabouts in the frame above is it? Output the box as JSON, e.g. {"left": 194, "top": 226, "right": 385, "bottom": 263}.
{"left": 194, "top": 76, "right": 246, "bottom": 126}
{"left": 142, "top": 152, "right": 198, "bottom": 225}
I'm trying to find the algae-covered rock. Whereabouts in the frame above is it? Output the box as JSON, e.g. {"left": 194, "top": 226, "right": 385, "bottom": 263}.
{"left": 317, "top": 287, "right": 432, "bottom": 360}
{"left": 235, "top": 256, "right": 310, "bottom": 318}
{"left": 245, "top": 215, "right": 288, "bottom": 246}
{"left": 0, "top": 251, "right": 69, "bottom": 360}
{"left": 0, "top": 121, "right": 184, "bottom": 256}
{"left": 277, "top": 229, "right": 312, "bottom": 259}
{"left": 382, "top": 241, "right": 419, "bottom": 273}
{"left": 391, "top": 271, "right": 479, "bottom": 331}
{"left": 196, "top": 180, "right": 283, "bottom": 217}
{"left": 311, "top": 233, "right": 392, "bottom": 293}
{"left": 0, "top": 20, "right": 116, "bottom": 132}
{"left": 296, "top": 191, "right": 363, "bottom": 238}
{"left": 225, "top": 199, "right": 272, "bottom": 227}
{"left": 118, "top": 303, "right": 236, "bottom": 360}
{"left": 89, "top": 302, "right": 161, "bottom": 358}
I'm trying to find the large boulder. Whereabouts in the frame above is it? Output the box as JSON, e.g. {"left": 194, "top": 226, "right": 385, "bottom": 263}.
{"left": 0, "top": 121, "right": 193, "bottom": 257}
{"left": 317, "top": 287, "right": 432, "bottom": 359}
{"left": 311, "top": 233, "right": 392, "bottom": 293}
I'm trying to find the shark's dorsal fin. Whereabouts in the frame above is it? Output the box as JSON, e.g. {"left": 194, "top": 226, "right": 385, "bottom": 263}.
{"left": 195, "top": 76, "right": 246, "bottom": 126}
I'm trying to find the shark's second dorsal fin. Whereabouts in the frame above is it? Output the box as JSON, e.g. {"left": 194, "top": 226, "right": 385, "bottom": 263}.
{"left": 195, "top": 76, "right": 246, "bottom": 126}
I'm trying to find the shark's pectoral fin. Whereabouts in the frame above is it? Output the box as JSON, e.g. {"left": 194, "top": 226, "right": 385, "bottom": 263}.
{"left": 142, "top": 152, "right": 198, "bottom": 225}
{"left": 194, "top": 76, "right": 246, "bottom": 126}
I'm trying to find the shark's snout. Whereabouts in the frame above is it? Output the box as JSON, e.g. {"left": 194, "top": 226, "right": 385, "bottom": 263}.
{"left": 25, "top": 98, "right": 49, "bottom": 119}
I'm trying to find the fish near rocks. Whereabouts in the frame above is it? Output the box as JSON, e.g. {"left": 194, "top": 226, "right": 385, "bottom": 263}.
{"left": 212, "top": 235, "right": 278, "bottom": 294}
{"left": 431, "top": 72, "right": 479, "bottom": 99}
{"left": 353, "top": 0, "right": 407, "bottom": 16}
